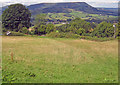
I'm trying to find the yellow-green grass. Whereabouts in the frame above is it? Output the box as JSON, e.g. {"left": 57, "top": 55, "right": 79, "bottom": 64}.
{"left": 2, "top": 36, "right": 118, "bottom": 83}
{"left": 46, "top": 11, "right": 117, "bottom": 21}
{"left": 54, "top": 24, "right": 64, "bottom": 27}
{"left": 47, "top": 13, "right": 74, "bottom": 20}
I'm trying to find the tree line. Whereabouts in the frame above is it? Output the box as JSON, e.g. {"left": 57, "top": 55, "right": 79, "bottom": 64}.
{"left": 2, "top": 4, "right": 119, "bottom": 39}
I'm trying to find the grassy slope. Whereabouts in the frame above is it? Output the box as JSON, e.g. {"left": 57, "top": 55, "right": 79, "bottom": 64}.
{"left": 46, "top": 10, "right": 117, "bottom": 20}
{"left": 47, "top": 13, "right": 74, "bottom": 20}
{"left": 2, "top": 36, "right": 118, "bottom": 83}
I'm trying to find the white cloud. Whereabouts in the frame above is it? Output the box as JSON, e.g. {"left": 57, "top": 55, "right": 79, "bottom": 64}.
{"left": 62, "top": 0, "right": 118, "bottom": 8}
{"left": 1, "top": 0, "right": 118, "bottom": 3}
{"left": 0, "top": 0, "right": 119, "bottom": 7}
{"left": 63, "top": 0, "right": 119, "bottom": 3}
{"left": 0, "top": 0, "right": 64, "bottom": 6}
{"left": 0, "top": 0, "right": 64, "bottom": 3}
{"left": 88, "top": 2, "right": 118, "bottom": 8}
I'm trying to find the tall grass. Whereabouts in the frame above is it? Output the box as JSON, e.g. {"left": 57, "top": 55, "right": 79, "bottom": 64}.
{"left": 2, "top": 36, "right": 118, "bottom": 83}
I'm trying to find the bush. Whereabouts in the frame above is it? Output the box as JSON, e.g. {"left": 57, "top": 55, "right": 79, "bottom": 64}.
{"left": 28, "top": 30, "right": 35, "bottom": 35}
{"left": 65, "top": 33, "right": 80, "bottom": 38}
{"left": 46, "top": 24, "right": 54, "bottom": 34}
{"left": 79, "top": 36, "right": 115, "bottom": 41}
{"left": 20, "top": 27, "right": 28, "bottom": 34}
{"left": 76, "top": 28, "right": 85, "bottom": 36}
{"left": 2, "top": 28, "right": 7, "bottom": 32}
{"left": 46, "top": 32, "right": 115, "bottom": 41}
{"left": 9, "top": 31, "right": 24, "bottom": 36}
{"left": 46, "top": 32, "right": 65, "bottom": 38}
{"left": 116, "top": 36, "right": 120, "bottom": 38}
{"left": 46, "top": 32, "right": 80, "bottom": 39}
{"left": 92, "top": 21, "right": 114, "bottom": 38}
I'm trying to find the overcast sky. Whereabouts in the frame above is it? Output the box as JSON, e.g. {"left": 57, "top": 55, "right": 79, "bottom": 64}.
{"left": 0, "top": 0, "right": 119, "bottom": 8}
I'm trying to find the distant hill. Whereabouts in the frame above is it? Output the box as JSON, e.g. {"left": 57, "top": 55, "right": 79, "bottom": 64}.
{"left": 97, "top": 8, "right": 118, "bottom": 13}
{"left": 0, "top": 2, "right": 118, "bottom": 16}
{"left": 0, "top": 6, "right": 8, "bottom": 15}
{"left": 27, "top": 2, "right": 117, "bottom": 16}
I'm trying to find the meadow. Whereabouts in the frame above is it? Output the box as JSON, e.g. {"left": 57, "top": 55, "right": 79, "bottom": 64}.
{"left": 46, "top": 11, "right": 117, "bottom": 20}
{"left": 2, "top": 36, "right": 118, "bottom": 83}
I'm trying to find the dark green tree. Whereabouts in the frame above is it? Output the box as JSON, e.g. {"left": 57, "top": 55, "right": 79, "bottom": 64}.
{"left": 18, "top": 23, "right": 24, "bottom": 31}
{"left": 92, "top": 21, "right": 114, "bottom": 38}
{"left": 56, "top": 18, "right": 93, "bottom": 34}
{"left": 37, "top": 25, "right": 46, "bottom": 35}
{"left": 34, "top": 14, "right": 47, "bottom": 25}
{"left": 46, "top": 24, "right": 54, "bottom": 34}
{"left": 20, "top": 27, "right": 28, "bottom": 34}
{"left": 2, "top": 4, "right": 31, "bottom": 31}
{"left": 76, "top": 28, "right": 85, "bottom": 36}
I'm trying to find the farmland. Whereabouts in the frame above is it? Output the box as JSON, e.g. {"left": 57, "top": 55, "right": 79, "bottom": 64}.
{"left": 45, "top": 10, "right": 117, "bottom": 20}
{"left": 2, "top": 36, "right": 118, "bottom": 83}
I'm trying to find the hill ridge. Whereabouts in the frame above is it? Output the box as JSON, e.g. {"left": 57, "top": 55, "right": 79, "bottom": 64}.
{"left": 27, "top": 2, "right": 117, "bottom": 16}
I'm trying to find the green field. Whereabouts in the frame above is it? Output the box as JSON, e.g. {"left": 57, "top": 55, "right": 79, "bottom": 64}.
{"left": 45, "top": 10, "right": 117, "bottom": 20}
{"left": 2, "top": 36, "right": 118, "bottom": 83}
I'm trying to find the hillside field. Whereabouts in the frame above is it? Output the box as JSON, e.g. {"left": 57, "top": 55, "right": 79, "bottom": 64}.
{"left": 46, "top": 11, "right": 117, "bottom": 20}
{"left": 2, "top": 36, "right": 118, "bottom": 83}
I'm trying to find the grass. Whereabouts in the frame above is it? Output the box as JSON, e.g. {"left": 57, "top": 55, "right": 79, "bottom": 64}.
{"left": 54, "top": 24, "right": 64, "bottom": 27}
{"left": 47, "top": 13, "right": 74, "bottom": 20}
{"left": 2, "top": 36, "right": 118, "bottom": 83}
{"left": 70, "top": 11, "right": 87, "bottom": 18}
{"left": 46, "top": 10, "right": 117, "bottom": 21}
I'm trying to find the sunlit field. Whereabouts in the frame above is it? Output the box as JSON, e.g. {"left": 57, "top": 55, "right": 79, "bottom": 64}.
{"left": 2, "top": 36, "right": 118, "bottom": 83}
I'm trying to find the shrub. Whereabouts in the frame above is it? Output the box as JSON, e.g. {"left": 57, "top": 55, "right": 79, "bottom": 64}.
{"left": 46, "top": 32, "right": 80, "bottom": 39}
{"left": 2, "top": 28, "right": 7, "bottom": 32}
{"left": 79, "top": 36, "right": 115, "bottom": 41}
{"left": 46, "top": 32, "right": 115, "bottom": 41}
{"left": 46, "top": 32, "right": 65, "bottom": 38}
{"left": 65, "top": 33, "right": 80, "bottom": 38}
{"left": 76, "top": 28, "right": 85, "bottom": 36}
{"left": 29, "top": 30, "right": 35, "bottom": 35}
{"left": 9, "top": 31, "right": 24, "bottom": 36}
{"left": 46, "top": 24, "right": 54, "bottom": 34}
{"left": 93, "top": 21, "right": 114, "bottom": 38}
{"left": 20, "top": 27, "right": 28, "bottom": 34}
{"left": 116, "top": 36, "right": 120, "bottom": 40}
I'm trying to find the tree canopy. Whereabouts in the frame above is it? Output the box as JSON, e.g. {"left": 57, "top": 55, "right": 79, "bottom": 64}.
{"left": 56, "top": 18, "right": 95, "bottom": 35}
{"left": 92, "top": 21, "right": 114, "bottom": 38}
{"left": 2, "top": 4, "right": 31, "bottom": 31}
{"left": 34, "top": 14, "right": 47, "bottom": 25}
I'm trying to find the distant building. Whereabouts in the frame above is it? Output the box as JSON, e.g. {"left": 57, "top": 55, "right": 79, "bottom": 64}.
{"left": 62, "top": 22, "right": 66, "bottom": 24}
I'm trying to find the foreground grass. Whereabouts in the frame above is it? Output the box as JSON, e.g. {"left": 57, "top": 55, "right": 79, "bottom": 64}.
{"left": 2, "top": 36, "right": 118, "bottom": 83}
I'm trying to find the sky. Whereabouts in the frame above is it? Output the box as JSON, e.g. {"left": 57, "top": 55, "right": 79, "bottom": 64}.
{"left": 0, "top": 0, "right": 119, "bottom": 8}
